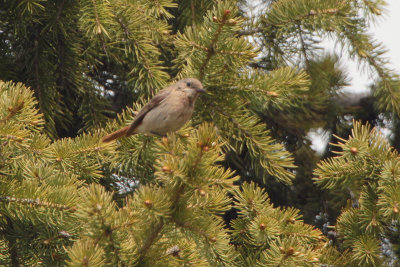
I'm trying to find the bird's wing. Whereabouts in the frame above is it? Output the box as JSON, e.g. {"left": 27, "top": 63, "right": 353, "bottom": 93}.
{"left": 125, "top": 89, "right": 172, "bottom": 136}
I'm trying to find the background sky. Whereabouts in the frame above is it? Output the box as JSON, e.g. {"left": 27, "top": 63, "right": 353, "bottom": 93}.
{"left": 247, "top": 1, "right": 400, "bottom": 151}
{"left": 349, "top": 0, "right": 400, "bottom": 92}
{"left": 310, "top": 0, "right": 400, "bottom": 152}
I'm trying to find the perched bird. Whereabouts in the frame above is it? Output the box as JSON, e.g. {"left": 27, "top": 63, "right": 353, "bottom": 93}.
{"left": 102, "top": 78, "right": 205, "bottom": 142}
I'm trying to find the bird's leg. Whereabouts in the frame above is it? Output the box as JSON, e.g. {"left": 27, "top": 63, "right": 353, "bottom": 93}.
{"left": 150, "top": 131, "right": 164, "bottom": 137}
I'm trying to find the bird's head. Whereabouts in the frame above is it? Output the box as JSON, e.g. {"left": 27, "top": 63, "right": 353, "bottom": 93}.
{"left": 177, "top": 78, "right": 206, "bottom": 95}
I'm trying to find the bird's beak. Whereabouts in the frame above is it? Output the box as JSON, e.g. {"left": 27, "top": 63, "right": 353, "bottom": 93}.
{"left": 196, "top": 88, "right": 206, "bottom": 93}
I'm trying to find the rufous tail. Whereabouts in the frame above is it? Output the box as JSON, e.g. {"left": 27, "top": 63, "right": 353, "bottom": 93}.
{"left": 102, "top": 126, "right": 131, "bottom": 143}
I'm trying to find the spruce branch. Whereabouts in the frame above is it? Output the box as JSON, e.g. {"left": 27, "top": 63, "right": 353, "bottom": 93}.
{"left": 33, "top": 37, "right": 41, "bottom": 110}
{"left": 0, "top": 100, "right": 24, "bottom": 124}
{"left": 265, "top": 0, "right": 345, "bottom": 27}
{"left": 343, "top": 27, "right": 398, "bottom": 98}
{"left": 137, "top": 221, "right": 164, "bottom": 258}
{"left": 216, "top": 104, "right": 296, "bottom": 184}
{"left": 190, "top": 0, "right": 196, "bottom": 28}
{"left": 0, "top": 196, "right": 76, "bottom": 211}
{"left": 112, "top": 12, "right": 157, "bottom": 86}
{"left": 2, "top": 0, "right": 400, "bottom": 265}
{"left": 92, "top": 208, "right": 124, "bottom": 266}
{"left": 215, "top": 104, "right": 254, "bottom": 139}
{"left": 55, "top": 0, "right": 66, "bottom": 21}
{"left": 198, "top": 11, "right": 230, "bottom": 81}
{"left": 114, "top": 15, "right": 130, "bottom": 38}
{"left": 91, "top": 0, "right": 109, "bottom": 37}
{"left": 42, "top": 230, "right": 72, "bottom": 245}
{"left": 174, "top": 219, "right": 209, "bottom": 240}
{"left": 314, "top": 120, "right": 400, "bottom": 263}
{"left": 297, "top": 24, "right": 310, "bottom": 70}
{"left": 361, "top": 0, "right": 385, "bottom": 18}
{"left": 4, "top": 216, "right": 20, "bottom": 267}
{"left": 237, "top": 27, "right": 263, "bottom": 37}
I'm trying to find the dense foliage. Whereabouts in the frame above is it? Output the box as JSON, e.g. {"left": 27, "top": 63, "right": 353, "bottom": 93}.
{"left": 1, "top": 0, "right": 399, "bottom": 266}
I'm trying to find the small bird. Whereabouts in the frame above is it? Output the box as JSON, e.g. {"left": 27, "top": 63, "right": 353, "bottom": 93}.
{"left": 102, "top": 78, "right": 205, "bottom": 142}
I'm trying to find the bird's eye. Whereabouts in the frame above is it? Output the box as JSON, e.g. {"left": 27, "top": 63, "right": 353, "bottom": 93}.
{"left": 186, "top": 82, "right": 191, "bottom": 87}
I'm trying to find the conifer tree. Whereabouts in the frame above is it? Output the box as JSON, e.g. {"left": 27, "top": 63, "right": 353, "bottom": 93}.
{"left": 0, "top": 0, "right": 399, "bottom": 266}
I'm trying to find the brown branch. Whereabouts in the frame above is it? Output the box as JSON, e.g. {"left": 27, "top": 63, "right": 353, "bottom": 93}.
{"left": 115, "top": 16, "right": 130, "bottom": 37}
{"left": 237, "top": 27, "right": 263, "bottom": 36}
{"left": 4, "top": 216, "right": 20, "bottom": 267}
{"left": 113, "top": 11, "right": 157, "bottom": 92}
{"left": 191, "top": 0, "right": 196, "bottom": 28}
{"left": 173, "top": 219, "right": 208, "bottom": 239}
{"left": 334, "top": 91, "right": 372, "bottom": 108}
{"left": 297, "top": 24, "right": 310, "bottom": 70}
{"left": 134, "top": 144, "right": 205, "bottom": 262}
{"left": 138, "top": 221, "right": 164, "bottom": 260}
{"left": 136, "top": 127, "right": 208, "bottom": 263}
{"left": 280, "top": 231, "right": 321, "bottom": 240}
{"left": 0, "top": 196, "right": 76, "bottom": 211}
{"left": 190, "top": 41, "right": 209, "bottom": 52}
{"left": 74, "top": 145, "right": 106, "bottom": 155}
{"left": 0, "top": 100, "right": 24, "bottom": 124}
{"left": 269, "top": 7, "right": 339, "bottom": 27}
{"left": 98, "top": 216, "right": 125, "bottom": 266}
{"left": 110, "top": 219, "right": 138, "bottom": 232}
{"left": 173, "top": 219, "right": 227, "bottom": 264}
{"left": 213, "top": 104, "right": 254, "bottom": 139}
{"left": 56, "top": 33, "right": 66, "bottom": 97}
{"left": 55, "top": 1, "right": 67, "bottom": 93}
{"left": 237, "top": 7, "right": 340, "bottom": 37}
{"left": 191, "top": 40, "right": 253, "bottom": 57}
{"left": 199, "top": 13, "right": 230, "bottom": 80}
{"left": 33, "top": 35, "right": 42, "bottom": 112}
{"left": 0, "top": 135, "right": 24, "bottom": 142}
{"left": 55, "top": 0, "right": 66, "bottom": 21}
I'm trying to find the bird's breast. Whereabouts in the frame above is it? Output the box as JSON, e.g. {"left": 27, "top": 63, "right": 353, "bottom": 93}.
{"left": 135, "top": 91, "right": 195, "bottom": 135}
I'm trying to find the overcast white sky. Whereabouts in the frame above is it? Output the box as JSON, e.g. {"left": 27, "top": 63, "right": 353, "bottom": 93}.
{"left": 372, "top": 0, "right": 400, "bottom": 70}
{"left": 310, "top": 0, "right": 400, "bottom": 151}
{"left": 348, "top": 0, "right": 400, "bottom": 92}
{"left": 247, "top": 0, "right": 400, "bottom": 151}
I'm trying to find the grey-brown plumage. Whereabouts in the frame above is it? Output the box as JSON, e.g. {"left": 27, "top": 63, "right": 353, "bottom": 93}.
{"left": 102, "top": 78, "right": 205, "bottom": 142}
